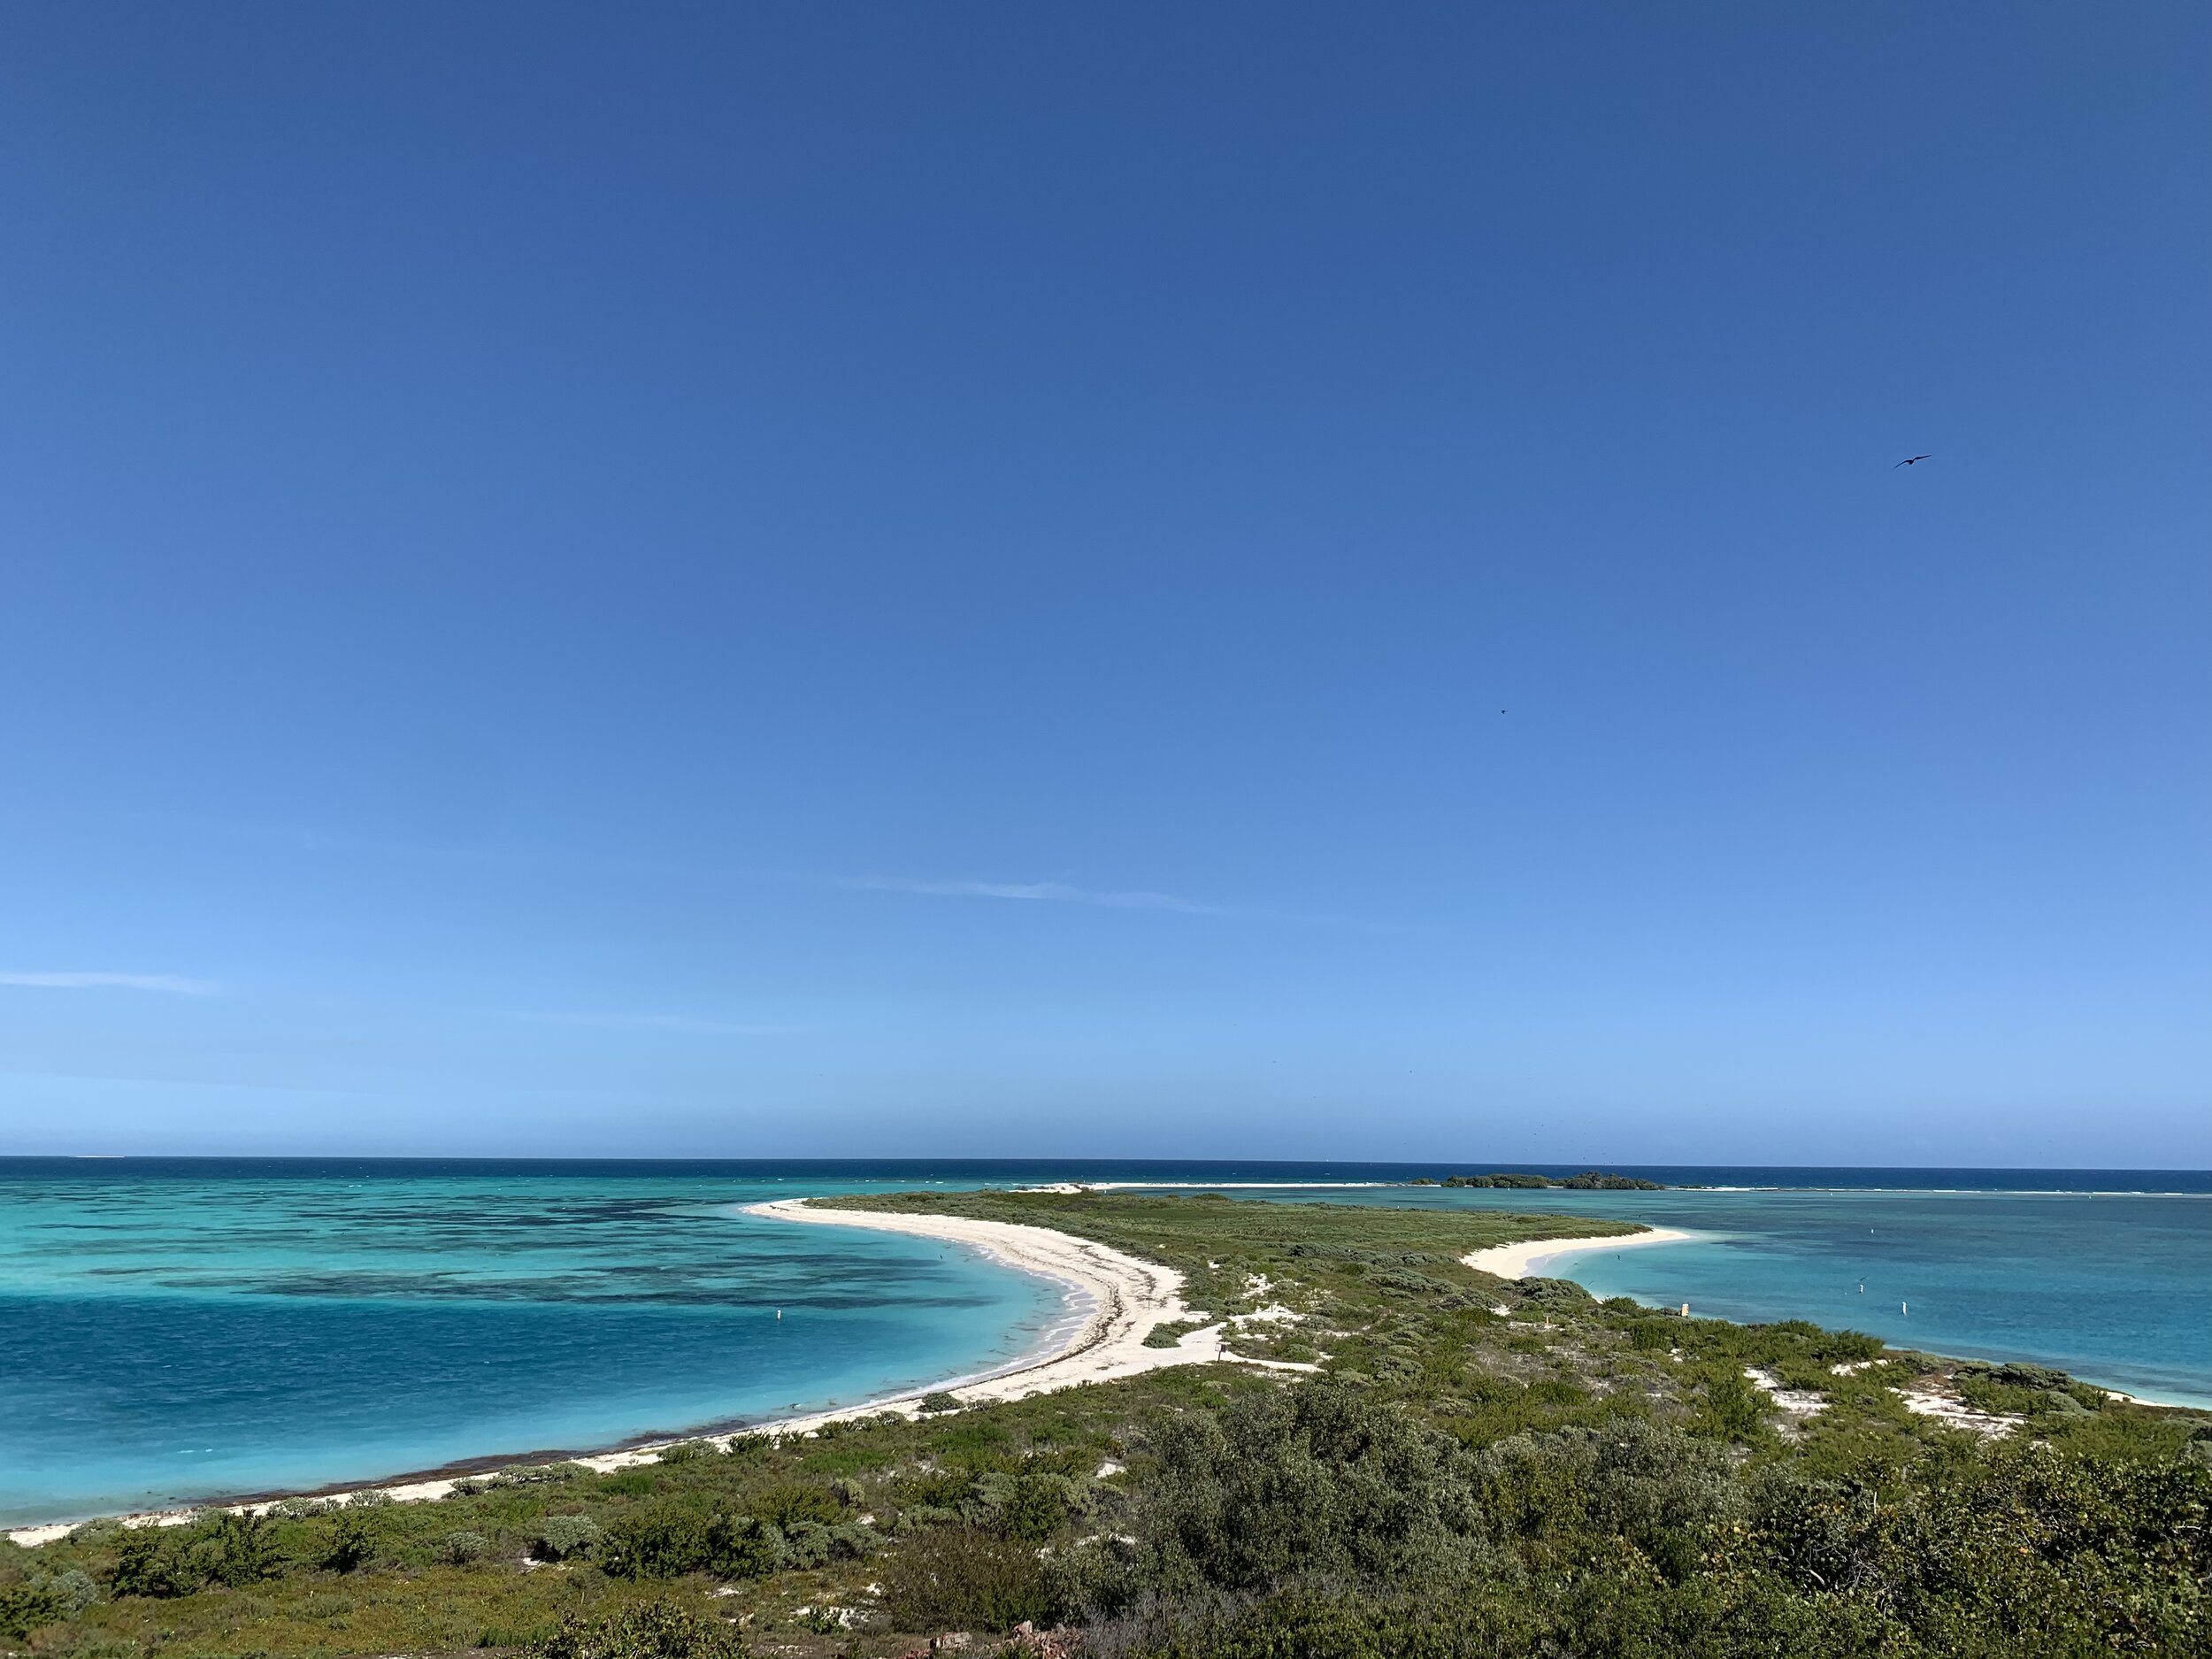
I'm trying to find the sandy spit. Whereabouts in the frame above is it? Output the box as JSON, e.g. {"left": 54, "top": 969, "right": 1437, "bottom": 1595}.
{"left": 6, "top": 1197, "right": 1306, "bottom": 1549}
{"left": 739, "top": 1196, "right": 1268, "bottom": 1403}
{"left": 1463, "top": 1226, "right": 1696, "bottom": 1281}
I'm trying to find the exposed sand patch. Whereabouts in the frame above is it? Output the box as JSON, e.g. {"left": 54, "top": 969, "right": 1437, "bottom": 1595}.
{"left": 1745, "top": 1366, "right": 1827, "bottom": 1417}
{"left": 1463, "top": 1227, "right": 1695, "bottom": 1280}
{"left": 1893, "top": 1384, "right": 2023, "bottom": 1437}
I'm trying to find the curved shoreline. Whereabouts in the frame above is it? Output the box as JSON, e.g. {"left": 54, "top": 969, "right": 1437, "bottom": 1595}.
{"left": 0, "top": 1212, "right": 1744, "bottom": 1547}
{"left": 1463, "top": 1226, "right": 1698, "bottom": 1280}
{"left": 737, "top": 1197, "right": 1244, "bottom": 1401}
{"left": 4, "top": 1197, "right": 1278, "bottom": 1548}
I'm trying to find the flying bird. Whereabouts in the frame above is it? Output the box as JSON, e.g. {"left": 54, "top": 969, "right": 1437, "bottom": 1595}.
{"left": 1893, "top": 454, "right": 1932, "bottom": 467}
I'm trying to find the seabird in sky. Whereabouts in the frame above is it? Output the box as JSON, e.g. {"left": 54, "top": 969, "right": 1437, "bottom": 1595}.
{"left": 1893, "top": 453, "right": 1932, "bottom": 467}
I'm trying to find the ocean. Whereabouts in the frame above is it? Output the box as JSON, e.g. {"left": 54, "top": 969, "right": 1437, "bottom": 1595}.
{"left": 3, "top": 1158, "right": 2207, "bottom": 1526}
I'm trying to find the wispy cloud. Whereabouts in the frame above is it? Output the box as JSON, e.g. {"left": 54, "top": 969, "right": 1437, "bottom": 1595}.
{"left": 836, "top": 875, "right": 1221, "bottom": 915}
{"left": 503, "top": 1011, "right": 789, "bottom": 1036}
{"left": 0, "top": 972, "right": 219, "bottom": 995}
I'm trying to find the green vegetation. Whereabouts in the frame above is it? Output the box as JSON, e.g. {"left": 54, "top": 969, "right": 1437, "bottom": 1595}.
{"left": 2, "top": 1190, "right": 2204, "bottom": 1658}
{"left": 534, "top": 1601, "right": 745, "bottom": 1659}
{"left": 1141, "top": 1320, "right": 1207, "bottom": 1349}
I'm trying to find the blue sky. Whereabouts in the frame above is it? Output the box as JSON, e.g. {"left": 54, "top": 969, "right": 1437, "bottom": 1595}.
{"left": 2, "top": 4, "right": 2206, "bottom": 1164}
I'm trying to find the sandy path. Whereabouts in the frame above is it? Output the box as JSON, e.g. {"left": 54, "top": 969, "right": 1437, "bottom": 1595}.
{"left": 1463, "top": 1226, "right": 1696, "bottom": 1279}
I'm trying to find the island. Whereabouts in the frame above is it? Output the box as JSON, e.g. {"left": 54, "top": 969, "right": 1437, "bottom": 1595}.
{"left": 3, "top": 1190, "right": 2205, "bottom": 1659}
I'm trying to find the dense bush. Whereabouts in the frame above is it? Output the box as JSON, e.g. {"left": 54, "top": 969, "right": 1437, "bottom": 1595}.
{"left": 1515, "top": 1277, "right": 1593, "bottom": 1310}
{"left": 605, "top": 1505, "right": 769, "bottom": 1579}
{"left": 1137, "top": 1382, "right": 1493, "bottom": 1598}
{"left": 880, "top": 1525, "right": 1053, "bottom": 1633}
{"left": 318, "top": 1507, "right": 381, "bottom": 1572}
{"left": 1112, "top": 1581, "right": 1864, "bottom": 1659}
{"left": 531, "top": 1599, "right": 748, "bottom": 1659}
{"left": 107, "top": 1529, "right": 196, "bottom": 1599}
{"left": 536, "top": 1514, "right": 606, "bottom": 1561}
{"left": 0, "top": 1568, "right": 96, "bottom": 1639}
{"left": 1101, "top": 1378, "right": 2212, "bottom": 1658}
{"left": 108, "top": 1512, "right": 280, "bottom": 1598}
{"left": 437, "top": 1528, "right": 490, "bottom": 1564}
{"left": 1696, "top": 1370, "right": 1770, "bottom": 1440}
{"left": 750, "top": 1483, "right": 840, "bottom": 1530}
{"left": 0, "top": 1582, "right": 68, "bottom": 1641}
{"left": 992, "top": 1471, "right": 1088, "bottom": 1543}
{"left": 1952, "top": 1361, "right": 2106, "bottom": 1422}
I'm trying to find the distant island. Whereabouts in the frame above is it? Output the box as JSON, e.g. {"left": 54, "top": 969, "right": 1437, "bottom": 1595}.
{"left": 1411, "top": 1170, "right": 1667, "bottom": 1190}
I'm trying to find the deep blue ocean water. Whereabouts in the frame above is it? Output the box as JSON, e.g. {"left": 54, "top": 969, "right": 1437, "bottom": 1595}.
{"left": 3, "top": 1159, "right": 2208, "bottom": 1525}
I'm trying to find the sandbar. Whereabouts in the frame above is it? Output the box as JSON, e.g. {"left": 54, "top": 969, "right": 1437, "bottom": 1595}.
{"left": 740, "top": 1196, "right": 1257, "bottom": 1403}
{"left": 1463, "top": 1226, "right": 1697, "bottom": 1280}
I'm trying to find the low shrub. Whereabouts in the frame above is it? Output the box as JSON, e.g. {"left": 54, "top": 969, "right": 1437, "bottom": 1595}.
{"left": 109, "top": 1530, "right": 196, "bottom": 1599}
{"left": 105, "top": 1512, "right": 280, "bottom": 1599}
{"left": 204, "top": 1510, "right": 280, "bottom": 1586}
{"left": 752, "top": 1483, "right": 840, "bottom": 1530}
{"left": 0, "top": 1583, "right": 66, "bottom": 1640}
{"left": 881, "top": 1525, "right": 1053, "bottom": 1633}
{"left": 1144, "top": 1319, "right": 1206, "bottom": 1349}
{"left": 603, "top": 1506, "right": 784, "bottom": 1579}
{"left": 492, "top": 1462, "right": 588, "bottom": 1488}
{"left": 992, "top": 1471, "right": 1085, "bottom": 1543}
{"left": 0, "top": 1568, "right": 96, "bottom": 1640}
{"left": 438, "top": 1529, "right": 490, "bottom": 1564}
{"left": 897, "top": 1469, "right": 975, "bottom": 1509}
{"left": 531, "top": 1599, "right": 748, "bottom": 1659}
{"left": 1517, "top": 1277, "right": 1593, "bottom": 1310}
{"left": 319, "top": 1508, "right": 381, "bottom": 1572}
{"left": 1698, "top": 1371, "right": 1770, "bottom": 1440}
{"left": 535, "top": 1515, "right": 606, "bottom": 1562}
{"left": 1141, "top": 1380, "right": 1492, "bottom": 1596}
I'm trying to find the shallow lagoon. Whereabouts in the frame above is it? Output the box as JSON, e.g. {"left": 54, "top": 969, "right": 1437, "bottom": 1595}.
{"left": 1287, "top": 1180, "right": 2212, "bottom": 1409}
{"left": 4, "top": 1158, "right": 2207, "bottom": 1524}
{"left": 0, "top": 1164, "right": 1064, "bottom": 1525}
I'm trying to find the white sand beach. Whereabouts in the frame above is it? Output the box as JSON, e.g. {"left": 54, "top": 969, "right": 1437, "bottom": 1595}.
{"left": 4, "top": 1195, "right": 1297, "bottom": 1549}
{"left": 9, "top": 1207, "right": 1709, "bottom": 1549}
{"left": 1463, "top": 1226, "right": 1695, "bottom": 1280}
{"left": 739, "top": 1196, "right": 1252, "bottom": 1403}
{"left": 18, "top": 1205, "right": 1708, "bottom": 1549}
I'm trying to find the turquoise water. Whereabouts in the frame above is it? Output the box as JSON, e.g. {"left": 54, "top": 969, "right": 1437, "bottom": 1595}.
{"left": 0, "top": 1165, "right": 1065, "bottom": 1525}
{"left": 1271, "top": 1183, "right": 2212, "bottom": 1409}
{"left": 3, "top": 1160, "right": 2208, "bottom": 1525}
